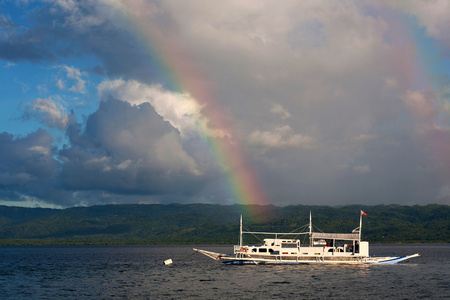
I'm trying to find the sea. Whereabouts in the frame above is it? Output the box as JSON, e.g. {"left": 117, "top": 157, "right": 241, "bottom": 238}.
{"left": 0, "top": 243, "right": 448, "bottom": 299}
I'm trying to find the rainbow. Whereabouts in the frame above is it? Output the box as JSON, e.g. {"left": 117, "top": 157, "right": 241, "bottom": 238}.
{"left": 381, "top": 8, "right": 447, "bottom": 170}
{"left": 106, "top": 1, "right": 269, "bottom": 215}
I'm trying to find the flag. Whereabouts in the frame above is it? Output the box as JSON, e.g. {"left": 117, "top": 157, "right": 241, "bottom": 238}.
{"left": 361, "top": 210, "right": 367, "bottom": 216}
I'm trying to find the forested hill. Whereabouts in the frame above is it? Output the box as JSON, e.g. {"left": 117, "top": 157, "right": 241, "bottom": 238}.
{"left": 0, "top": 204, "right": 448, "bottom": 245}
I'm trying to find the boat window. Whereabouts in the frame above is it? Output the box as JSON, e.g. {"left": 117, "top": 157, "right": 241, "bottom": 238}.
{"left": 281, "top": 243, "right": 297, "bottom": 248}
{"left": 259, "top": 248, "right": 267, "bottom": 253}
{"left": 269, "top": 249, "right": 274, "bottom": 253}
{"left": 252, "top": 248, "right": 257, "bottom": 253}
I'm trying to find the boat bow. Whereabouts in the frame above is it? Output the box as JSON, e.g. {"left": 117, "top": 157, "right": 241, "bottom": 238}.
{"left": 193, "top": 248, "right": 229, "bottom": 260}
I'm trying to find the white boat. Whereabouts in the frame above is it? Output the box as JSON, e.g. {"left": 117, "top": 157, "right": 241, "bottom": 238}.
{"left": 194, "top": 211, "right": 420, "bottom": 265}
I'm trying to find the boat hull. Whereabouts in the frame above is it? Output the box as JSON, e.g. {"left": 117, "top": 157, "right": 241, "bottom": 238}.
{"left": 194, "top": 249, "right": 419, "bottom": 265}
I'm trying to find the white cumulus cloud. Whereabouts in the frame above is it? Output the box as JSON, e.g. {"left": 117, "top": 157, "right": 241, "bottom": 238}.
{"left": 97, "top": 79, "right": 227, "bottom": 139}
{"left": 24, "top": 97, "right": 71, "bottom": 130}
{"left": 61, "top": 65, "right": 87, "bottom": 93}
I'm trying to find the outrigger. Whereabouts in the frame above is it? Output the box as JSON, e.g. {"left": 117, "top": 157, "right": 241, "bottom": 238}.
{"left": 194, "top": 211, "right": 420, "bottom": 265}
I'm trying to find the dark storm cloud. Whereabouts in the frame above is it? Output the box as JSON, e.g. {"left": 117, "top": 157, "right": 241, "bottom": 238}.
{"left": 0, "top": 2, "right": 168, "bottom": 84}
{"left": 0, "top": 129, "right": 57, "bottom": 181}
{"left": 0, "top": 25, "right": 55, "bottom": 62}
{"left": 1, "top": 99, "right": 212, "bottom": 206}
{"left": 0, "top": 129, "right": 60, "bottom": 200}
{"left": 59, "top": 98, "right": 207, "bottom": 200}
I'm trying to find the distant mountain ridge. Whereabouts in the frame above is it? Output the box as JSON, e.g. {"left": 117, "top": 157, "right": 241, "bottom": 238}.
{"left": 0, "top": 204, "right": 448, "bottom": 245}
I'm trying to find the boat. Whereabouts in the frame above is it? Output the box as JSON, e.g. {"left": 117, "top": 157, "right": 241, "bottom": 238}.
{"left": 194, "top": 211, "right": 420, "bottom": 265}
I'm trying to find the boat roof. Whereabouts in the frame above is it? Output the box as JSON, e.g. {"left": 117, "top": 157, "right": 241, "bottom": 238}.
{"left": 311, "top": 232, "right": 359, "bottom": 241}
{"left": 263, "top": 238, "right": 298, "bottom": 242}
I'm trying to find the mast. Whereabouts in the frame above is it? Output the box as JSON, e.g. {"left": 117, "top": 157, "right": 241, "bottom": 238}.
{"left": 309, "top": 210, "right": 312, "bottom": 246}
{"left": 239, "top": 214, "right": 243, "bottom": 247}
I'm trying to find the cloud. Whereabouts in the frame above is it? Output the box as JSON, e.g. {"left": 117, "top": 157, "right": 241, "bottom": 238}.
{"left": 59, "top": 98, "right": 205, "bottom": 198}
{"left": 353, "top": 164, "right": 371, "bottom": 174}
{"left": 56, "top": 79, "right": 64, "bottom": 89}
{"left": 54, "top": 0, "right": 110, "bottom": 32}
{"left": 97, "top": 79, "right": 205, "bottom": 137}
{"left": 349, "top": 134, "right": 375, "bottom": 145}
{"left": 22, "top": 96, "right": 73, "bottom": 130}
{"left": 0, "top": 11, "right": 55, "bottom": 62}
{"left": 0, "top": 14, "right": 18, "bottom": 30}
{"left": 403, "top": 90, "right": 438, "bottom": 123}
{"left": 60, "top": 65, "right": 87, "bottom": 93}
{"left": 97, "top": 79, "right": 232, "bottom": 140}
{"left": 19, "top": 64, "right": 89, "bottom": 131}
{"left": 0, "top": 35, "right": 55, "bottom": 62}
{"left": 249, "top": 125, "right": 317, "bottom": 150}
{"left": 0, "top": 129, "right": 61, "bottom": 201}
{"left": 270, "top": 103, "right": 291, "bottom": 119}
{"left": 2, "top": 1, "right": 450, "bottom": 207}
{"left": 28, "top": 145, "right": 51, "bottom": 156}
{"left": 1, "top": 97, "right": 216, "bottom": 207}
{"left": 386, "top": 0, "right": 450, "bottom": 52}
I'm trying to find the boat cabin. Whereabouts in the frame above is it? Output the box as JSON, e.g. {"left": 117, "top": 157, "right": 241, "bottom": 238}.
{"left": 234, "top": 236, "right": 369, "bottom": 258}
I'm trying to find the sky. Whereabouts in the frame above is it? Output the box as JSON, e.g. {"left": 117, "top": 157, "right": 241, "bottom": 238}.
{"left": 1, "top": 0, "right": 450, "bottom": 209}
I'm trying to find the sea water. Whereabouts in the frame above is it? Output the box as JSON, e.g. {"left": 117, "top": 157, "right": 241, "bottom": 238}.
{"left": 0, "top": 244, "right": 448, "bottom": 299}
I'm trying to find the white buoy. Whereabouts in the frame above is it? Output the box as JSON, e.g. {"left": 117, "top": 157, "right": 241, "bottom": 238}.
{"left": 163, "top": 259, "right": 173, "bottom": 265}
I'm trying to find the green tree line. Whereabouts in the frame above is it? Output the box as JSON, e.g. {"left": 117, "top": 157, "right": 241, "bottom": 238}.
{"left": 0, "top": 204, "right": 448, "bottom": 245}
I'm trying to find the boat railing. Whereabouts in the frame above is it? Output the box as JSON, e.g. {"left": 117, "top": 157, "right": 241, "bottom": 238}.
{"left": 371, "top": 252, "right": 397, "bottom": 257}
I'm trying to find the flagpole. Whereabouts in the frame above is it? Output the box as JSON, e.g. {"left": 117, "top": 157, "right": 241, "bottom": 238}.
{"left": 359, "top": 211, "right": 363, "bottom": 241}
